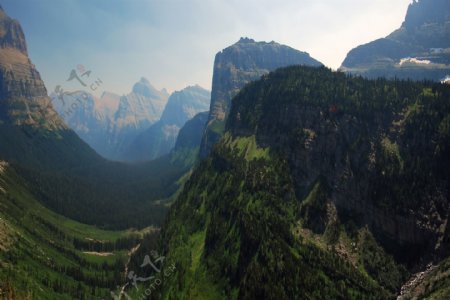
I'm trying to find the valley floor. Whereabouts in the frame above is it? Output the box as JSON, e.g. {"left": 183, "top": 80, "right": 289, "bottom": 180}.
{"left": 0, "top": 162, "right": 159, "bottom": 299}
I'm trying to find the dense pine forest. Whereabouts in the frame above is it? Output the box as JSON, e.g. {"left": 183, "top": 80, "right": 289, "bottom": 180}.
{"left": 155, "top": 66, "right": 450, "bottom": 299}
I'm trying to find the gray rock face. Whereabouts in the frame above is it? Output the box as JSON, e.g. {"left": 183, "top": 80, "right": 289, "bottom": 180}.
{"left": 0, "top": 7, "right": 27, "bottom": 54}
{"left": 0, "top": 5, "right": 65, "bottom": 131}
{"left": 341, "top": 0, "right": 450, "bottom": 81}
{"left": 124, "top": 85, "right": 210, "bottom": 162}
{"left": 199, "top": 37, "right": 323, "bottom": 158}
{"left": 0, "top": 6, "right": 106, "bottom": 171}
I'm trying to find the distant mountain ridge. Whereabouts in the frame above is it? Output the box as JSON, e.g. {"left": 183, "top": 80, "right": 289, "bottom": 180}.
{"left": 199, "top": 37, "right": 323, "bottom": 158}
{"left": 341, "top": 0, "right": 450, "bottom": 80}
{"left": 51, "top": 78, "right": 169, "bottom": 160}
{"left": 110, "top": 78, "right": 169, "bottom": 159}
{"left": 51, "top": 91, "right": 117, "bottom": 158}
{"left": 124, "top": 85, "right": 210, "bottom": 162}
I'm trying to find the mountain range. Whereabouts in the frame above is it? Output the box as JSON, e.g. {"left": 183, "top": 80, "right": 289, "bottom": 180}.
{"left": 52, "top": 80, "right": 210, "bottom": 162}
{"left": 341, "top": 0, "right": 450, "bottom": 81}
{"left": 1, "top": 0, "right": 450, "bottom": 299}
{"left": 51, "top": 78, "right": 169, "bottom": 161}
{"left": 124, "top": 85, "right": 210, "bottom": 162}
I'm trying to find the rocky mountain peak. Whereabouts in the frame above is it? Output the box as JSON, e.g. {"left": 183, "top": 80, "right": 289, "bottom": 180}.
{"left": 0, "top": 7, "right": 64, "bottom": 130}
{"left": 132, "top": 77, "right": 168, "bottom": 99}
{"left": 0, "top": 6, "right": 27, "bottom": 54}
{"left": 199, "top": 37, "right": 323, "bottom": 157}
{"left": 403, "top": 0, "right": 449, "bottom": 29}
{"left": 238, "top": 37, "right": 255, "bottom": 43}
{"left": 341, "top": 0, "right": 450, "bottom": 80}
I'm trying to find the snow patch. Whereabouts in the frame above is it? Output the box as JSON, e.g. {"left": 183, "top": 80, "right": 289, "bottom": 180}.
{"left": 441, "top": 75, "right": 450, "bottom": 84}
{"left": 399, "top": 57, "right": 431, "bottom": 66}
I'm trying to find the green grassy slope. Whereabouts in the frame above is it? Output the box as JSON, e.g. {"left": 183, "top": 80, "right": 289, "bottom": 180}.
{"left": 0, "top": 161, "right": 156, "bottom": 299}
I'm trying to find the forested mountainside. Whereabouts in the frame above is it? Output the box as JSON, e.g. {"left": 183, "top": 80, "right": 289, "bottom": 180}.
{"left": 0, "top": 160, "right": 161, "bottom": 299}
{"left": 156, "top": 66, "right": 450, "bottom": 299}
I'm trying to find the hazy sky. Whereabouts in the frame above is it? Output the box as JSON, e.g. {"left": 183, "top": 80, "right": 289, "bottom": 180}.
{"left": 2, "top": 0, "right": 412, "bottom": 96}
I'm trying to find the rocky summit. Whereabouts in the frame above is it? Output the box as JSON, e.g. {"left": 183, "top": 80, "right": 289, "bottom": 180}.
{"left": 0, "top": 5, "right": 65, "bottom": 131}
{"left": 199, "top": 37, "right": 323, "bottom": 158}
{"left": 341, "top": 0, "right": 450, "bottom": 81}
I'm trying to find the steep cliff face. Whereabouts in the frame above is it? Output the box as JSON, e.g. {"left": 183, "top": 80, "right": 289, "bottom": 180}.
{"left": 199, "top": 38, "right": 322, "bottom": 158}
{"left": 0, "top": 6, "right": 65, "bottom": 131}
{"left": 0, "top": 6, "right": 105, "bottom": 172}
{"left": 159, "top": 66, "right": 450, "bottom": 299}
{"left": 124, "top": 85, "right": 210, "bottom": 162}
{"left": 0, "top": 6, "right": 26, "bottom": 53}
{"left": 341, "top": 0, "right": 450, "bottom": 81}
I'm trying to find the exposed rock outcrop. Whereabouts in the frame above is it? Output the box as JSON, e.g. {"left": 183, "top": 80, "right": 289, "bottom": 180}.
{"left": 341, "top": 0, "right": 450, "bottom": 81}
{"left": 0, "top": 6, "right": 65, "bottom": 130}
{"left": 199, "top": 37, "right": 322, "bottom": 158}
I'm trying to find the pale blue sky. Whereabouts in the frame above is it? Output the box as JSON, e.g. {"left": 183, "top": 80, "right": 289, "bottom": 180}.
{"left": 2, "top": 0, "right": 411, "bottom": 96}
